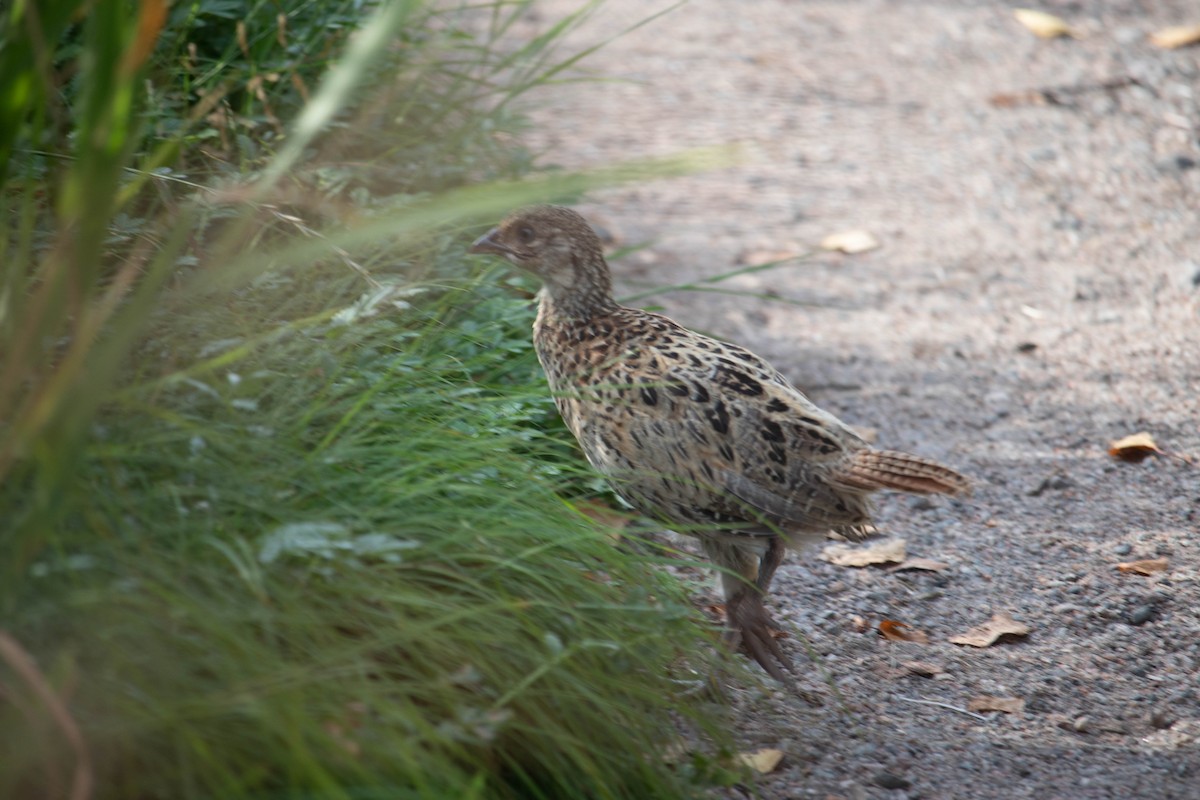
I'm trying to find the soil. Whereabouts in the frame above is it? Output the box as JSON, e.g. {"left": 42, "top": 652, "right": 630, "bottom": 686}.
{"left": 507, "top": 2, "right": 1199, "bottom": 797}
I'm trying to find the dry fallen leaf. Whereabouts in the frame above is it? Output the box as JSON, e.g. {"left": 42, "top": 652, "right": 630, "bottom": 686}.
{"left": 949, "top": 612, "right": 1030, "bottom": 648}
{"left": 889, "top": 557, "right": 950, "bottom": 573}
{"left": 820, "top": 229, "right": 880, "bottom": 254}
{"left": 879, "top": 619, "right": 930, "bottom": 644}
{"left": 1108, "top": 432, "right": 1164, "bottom": 463}
{"left": 968, "top": 696, "right": 1026, "bottom": 714}
{"left": 738, "top": 248, "right": 800, "bottom": 266}
{"left": 1116, "top": 557, "right": 1169, "bottom": 576}
{"left": 1013, "top": 8, "right": 1079, "bottom": 39}
{"left": 738, "top": 748, "right": 785, "bottom": 774}
{"left": 902, "top": 660, "right": 944, "bottom": 678}
{"left": 821, "top": 538, "right": 906, "bottom": 567}
{"left": 1150, "top": 24, "right": 1200, "bottom": 49}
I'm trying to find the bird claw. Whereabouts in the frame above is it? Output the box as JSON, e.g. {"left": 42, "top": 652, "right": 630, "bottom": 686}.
{"left": 723, "top": 591, "right": 795, "bottom": 682}
{"left": 718, "top": 592, "right": 825, "bottom": 705}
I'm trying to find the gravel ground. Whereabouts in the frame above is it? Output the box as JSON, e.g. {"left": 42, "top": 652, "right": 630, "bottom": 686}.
{"left": 507, "top": 2, "right": 1199, "bottom": 796}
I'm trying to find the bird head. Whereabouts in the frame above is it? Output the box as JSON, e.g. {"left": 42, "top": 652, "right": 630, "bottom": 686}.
{"left": 469, "top": 206, "right": 614, "bottom": 311}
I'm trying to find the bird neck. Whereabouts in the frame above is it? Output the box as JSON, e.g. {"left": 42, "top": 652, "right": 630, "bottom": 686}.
{"left": 539, "top": 254, "right": 621, "bottom": 321}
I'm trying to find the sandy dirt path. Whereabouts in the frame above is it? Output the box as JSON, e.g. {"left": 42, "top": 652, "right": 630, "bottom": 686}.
{"left": 509, "top": 2, "right": 1199, "bottom": 796}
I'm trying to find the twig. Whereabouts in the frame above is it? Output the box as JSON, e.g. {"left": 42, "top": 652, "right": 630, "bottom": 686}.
{"left": 897, "top": 695, "right": 989, "bottom": 722}
{"left": 990, "top": 76, "right": 1142, "bottom": 108}
{"left": 270, "top": 207, "right": 382, "bottom": 290}
{"left": 0, "top": 631, "right": 93, "bottom": 800}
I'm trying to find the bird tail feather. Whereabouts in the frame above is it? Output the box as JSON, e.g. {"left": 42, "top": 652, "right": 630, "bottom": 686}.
{"left": 838, "top": 449, "right": 971, "bottom": 496}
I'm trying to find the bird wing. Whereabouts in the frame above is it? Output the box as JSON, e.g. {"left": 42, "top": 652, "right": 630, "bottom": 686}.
{"left": 581, "top": 318, "right": 874, "bottom": 532}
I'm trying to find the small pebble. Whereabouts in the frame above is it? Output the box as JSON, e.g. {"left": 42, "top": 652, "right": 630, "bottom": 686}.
{"left": 1128, "top": 605, "right": 1156, "bottom": 626}
{"left": 1027, "top": 473, "right": 1074, "bottom": 497}
{"left": 1150, "top": 710, "right": 1176, "bottom": 730}
{"left": 873, "top": 771, "right": 912, "bottom": 790}
{"left": 909, "top": 496, "right": 936, "bottom": 511}
{"left": 1113, "top": 543, "right": 1132, "bottom": 556}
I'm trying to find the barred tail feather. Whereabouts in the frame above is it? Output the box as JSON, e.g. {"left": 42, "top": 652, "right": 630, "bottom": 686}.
{"left": 838, "top": 449, "right": 971, "bottom": 496}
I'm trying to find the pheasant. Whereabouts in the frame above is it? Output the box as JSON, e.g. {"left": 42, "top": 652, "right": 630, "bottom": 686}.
{"left": 470, "top": 205, "right": 970, "bottom": 681}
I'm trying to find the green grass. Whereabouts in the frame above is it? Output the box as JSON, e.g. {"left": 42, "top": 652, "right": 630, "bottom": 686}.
{"left": 0, "top": 1, "right": 751, "bottom": 796}
{"left": 4, "top": 270, "right": 732, "bottom": 798}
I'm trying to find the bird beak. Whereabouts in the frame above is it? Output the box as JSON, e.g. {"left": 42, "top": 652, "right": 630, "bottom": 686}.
{"left": 469, "top": 228, "right": 510, "bottom": 257}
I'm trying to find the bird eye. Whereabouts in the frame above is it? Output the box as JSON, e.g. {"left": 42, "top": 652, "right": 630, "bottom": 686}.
{"left": 516, "top": 225, "right": 535, "bottom": 244}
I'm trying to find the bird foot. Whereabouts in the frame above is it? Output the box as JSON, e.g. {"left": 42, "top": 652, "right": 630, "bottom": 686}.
{"left": 723, "top": 591, "right": 794, "bottom": 682}
{"left": 719, "top": 592, "right": 825, "bottom": 705}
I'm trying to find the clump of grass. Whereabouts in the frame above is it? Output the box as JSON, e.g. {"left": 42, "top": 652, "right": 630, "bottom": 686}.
{"left": 3, "top": 269, "right": 731, "bottom": 798}
{"left": 1, "top": 2, "right": 745, "bottom": 796}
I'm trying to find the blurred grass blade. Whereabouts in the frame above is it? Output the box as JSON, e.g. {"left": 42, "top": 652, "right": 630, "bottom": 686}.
{"left": 620, "top": 254, "right": 813, "bottom": 304}
{"left": 0, "top": 0, "right": 83, "bottom": 186}
{"left": 198, "top": 145, "right": 742, "bottom": 294}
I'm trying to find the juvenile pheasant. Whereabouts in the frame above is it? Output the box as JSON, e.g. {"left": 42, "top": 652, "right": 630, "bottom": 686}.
{"left": 470, "top": 205, "right": 970, "bottom": 681}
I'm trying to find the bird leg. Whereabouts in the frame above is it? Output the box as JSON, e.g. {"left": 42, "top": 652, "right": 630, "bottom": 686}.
{"left": 755, "top": 535, "right": 786, "bottom": 595}
{"left": 702, "top": 536, "right": 794, "bottom": 682}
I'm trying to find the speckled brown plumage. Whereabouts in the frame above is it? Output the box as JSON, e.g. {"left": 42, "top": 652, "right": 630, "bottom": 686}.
{"left": 470, "top": 205, "right": 970, "bottom": 681}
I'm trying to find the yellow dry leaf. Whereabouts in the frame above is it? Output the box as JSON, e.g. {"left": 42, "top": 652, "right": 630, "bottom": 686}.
{"left": 879, "top": 619, "right": 930, "bottom": 644}
{"left": 1108, "top": 432, "right": 1163, "bottom": 463}
{"left": 738, "top": 748, "right": 785, "bottom": 774}
{"left": 738, "top": 248, "right": 800, "bottom": 266}
{"left": 967, "top": 696, "right": 1026, "bottom": 714}
{"left": 1150, "top": 24, "right": 1200, "bottom": 49}
{"left": 1013, "top": 8, "right": 1079, "bottom": 39}
{"left": 820, "top": 229, "right": 880, "bottom": 254}
{"left": 1116, "top": 557, "right": 1169, "bottom": 576}
{"left": 821, "top": 538, "right": 906, "bottom": 567}
{"left": 949, "top": 612, "right": 1030, "bottom": 647}
{"left": 889, "top": 557, "right": 950, "bottom": 573}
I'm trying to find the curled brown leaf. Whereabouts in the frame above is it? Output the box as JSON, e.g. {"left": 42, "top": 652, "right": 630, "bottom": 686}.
{"left": 821, "top": 538, "right": 906, "bottom": 567}
{"left": 1116, "top": 557, "right": 1169, "bottom": 576}
{"left": 738, "top": 748, "right": 785, "bottom": 774}
{"left": 1108, "top": 432, "right": 1163, "bottom": 463}
{"left": 949, "top": 612, "right": 1030, "bottom": 648}
{"left": 880, "top": 619, "right": 930, "bottom": 644}
{"left": 1150, "top": 24, "right": 1200, "bottom": 49}
{"left": 902, "top": 660, "right": 944, "bottom": 677}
